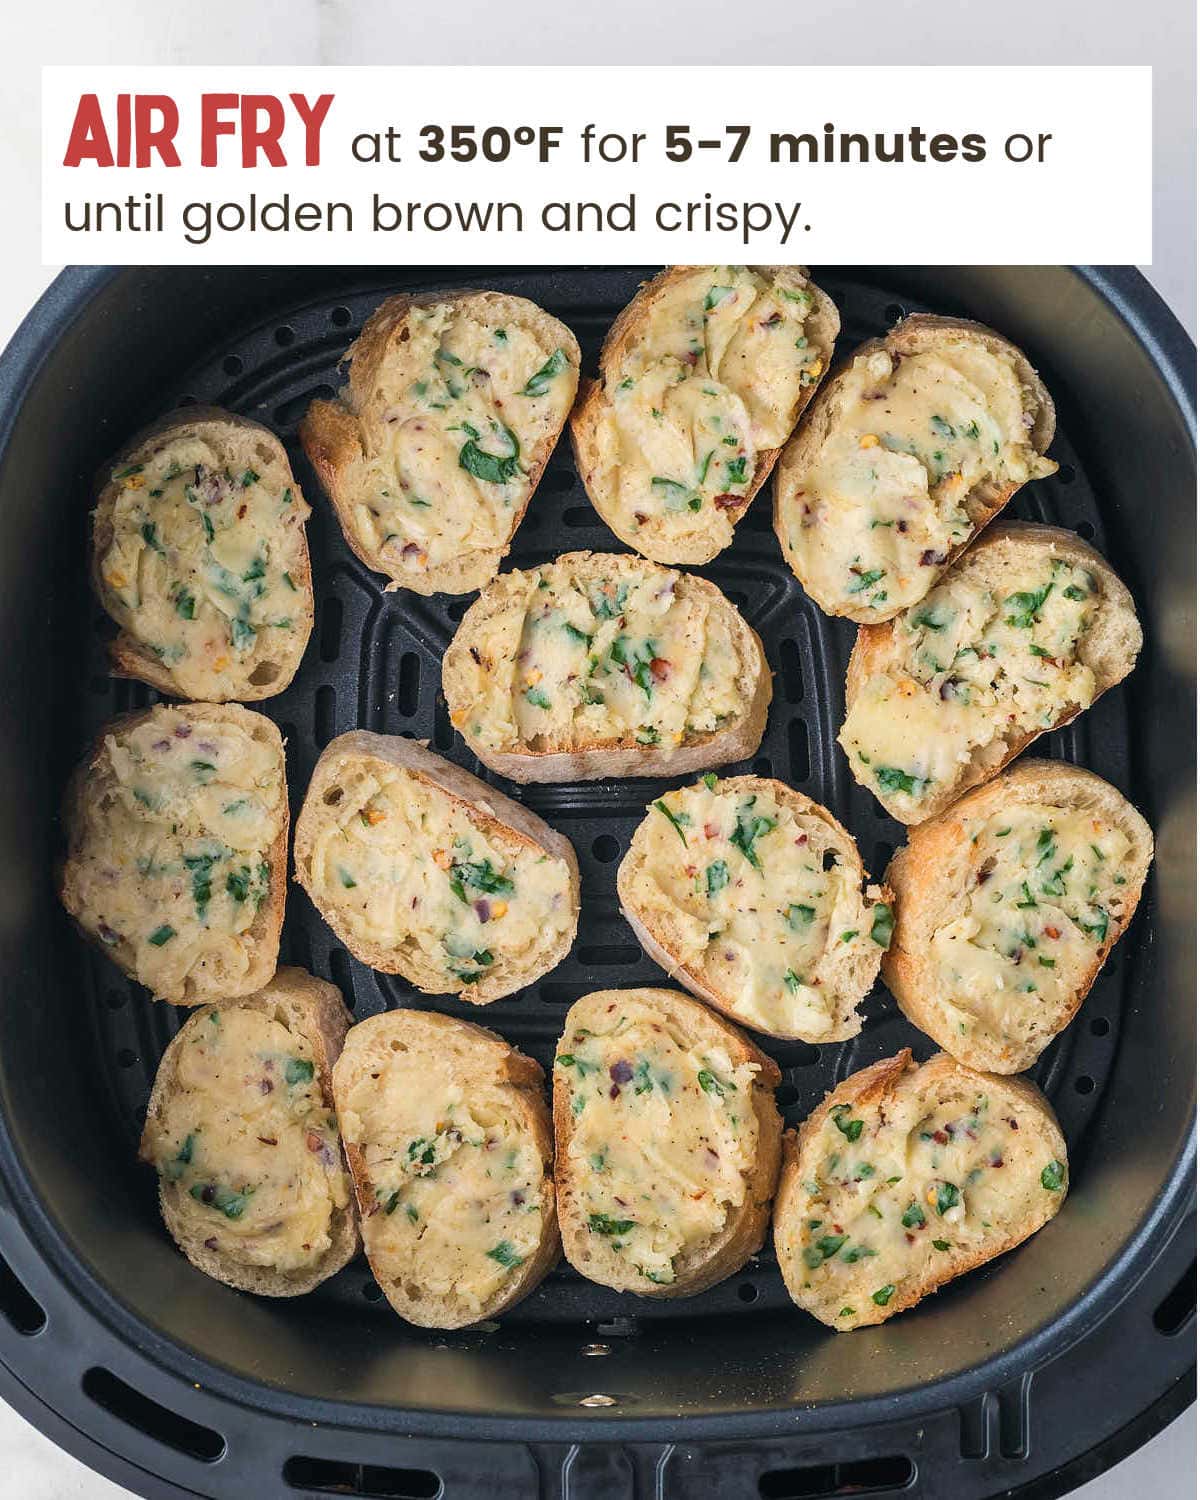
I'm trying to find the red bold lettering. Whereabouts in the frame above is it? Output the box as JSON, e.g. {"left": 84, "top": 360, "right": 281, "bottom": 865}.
{"left": 62, "top": 94, "right": 113, "bottom": 167}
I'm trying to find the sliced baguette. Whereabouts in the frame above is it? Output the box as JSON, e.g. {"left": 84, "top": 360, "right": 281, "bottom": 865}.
{"left": 293, "top": 731, "right": 579, "bottom": 1002}
{"left": 774, "top": 314, "right": 1057, "bottom": 623}
{"left": 300, "top": 290, "right": 579, "bottom": 596}
{"left": 841, "top": 522, "right": 1142, "bottom": 824}
{"left": 442, "top": 550, "right": 771, "bottom": 782}
{"left": 774, "top": 1049, "right": 1068, "bottom": 1329}
{"left": 92, "top": 405, "right": 314, "bottom": 701}
{"left": 617, "top": 775, "right": 891, "bottom": 1042}
{"left": 58, "top": 702, "right": 288, "bottom": 1006}
{"left": 553, "top": 987, "right": 782, "bottom": 1297}
{"left": 331, "top": 1008, "right": 558, "bottom": 1328}
{"left": 571, "top": 266, "right": 839, "bottom": 564}
{"left": 139, "top": 967, "right": 358, "bottom": 1296}
{"left": 883, "top": 760, "right": 1153, "bottom": 1071}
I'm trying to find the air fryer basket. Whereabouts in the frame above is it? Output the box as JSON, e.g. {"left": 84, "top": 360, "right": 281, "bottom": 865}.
{"left": 0, "top": 266, "right": 1191, "bottom": 1500}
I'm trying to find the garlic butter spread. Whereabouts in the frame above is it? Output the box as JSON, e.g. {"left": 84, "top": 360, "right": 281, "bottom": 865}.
{"left": 780, "top": 342, "right": 1056, "bottom": 620}
{"left": 346, "top": 302, "right": 575, "bottom": 581}
{"left": 450, "top": 557, "right": 744, "bottom": 756}
{"left": 64, "top": 707, "right": 285, "bottom": 1001}
{"left": 594, "top": 268, "right": 826, "bottom": 556}
{"left": 145, "top": 1006, "right": 349, "bottom": 1272}
{"left": 557, "top": 994, "right": 761, "bottom": 1286}
{"left": 307, "top": 762, "right": 573, "bottom": 994}
{"left": 841, "top": 556, "right": 1100, "bottom": 818}
{"left": 778, "top": 1077, "right": 1066, "bottom": 1325}
{"left": 98, "top": 436, "right": 310, "bottom": 698}
{"left": 624, "top": 779, "right": 889, "bottom": 1038}
{"left": 338, "top": 1052, "right": 546, "bottom": 1319}
{"left": 931, "top": 805, "right": 1135, "bottom": 1060}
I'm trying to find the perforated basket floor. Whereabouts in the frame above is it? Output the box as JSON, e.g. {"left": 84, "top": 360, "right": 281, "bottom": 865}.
{"left": 80, "top": 266, "right": 1142, "bottom": 1333}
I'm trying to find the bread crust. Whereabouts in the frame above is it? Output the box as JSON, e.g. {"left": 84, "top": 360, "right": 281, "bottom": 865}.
{"left": 292, "top": 731, "right": 580, "bottom": 1001}
{"left": 844, "top": 521, "right": 1143, "bottom": 823}
{"left": 331, "top": 1009, "right": 559, "bottom": 1327}
{"left": 883, "top": 759, "right": 1153, "bottom": 1070}
{"left": 57, "top": 703, "right": 288, "bottom": 1006}
{"left": 442, "top": 551, "right": 771, "bottom": 782}
{"left": 774, "top": 1048, "right": 1067, "bottom": 1327}
{"left": 570, "top": 266, "right": 840, "bottom": 565}
{"left": 552, "top": 987, "right": 782, "bottom": 1297}
{"left": 617, "top": 777, "right": 889, "bottom": 1042}
{"left": 138, "top": 966, "right": 358, "bottom": 1295}
{"left": 92, "top": 405, "right": 315, "bottom": 701}
{"left": 774, "top": 314, "right": 1057, "bottom": 622}
{"left": 299, "top": 290, "right": 580, "bottom": 596}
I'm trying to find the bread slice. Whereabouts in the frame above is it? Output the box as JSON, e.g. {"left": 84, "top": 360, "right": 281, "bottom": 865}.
{"left": 774, "top": 1049, "right": 1068, "bottom": 1329}
{"left": 293, "top": 732, "right": 579, "bottom": 1002}
{"left": 840, "top": 522, "right": 1142, "bottom": 824}
{"left": 58, "top": 703, "right": 288, "bottom": 1006}
{"left": 139, "top": 967, "right": 358, "bottom": 1295}
{"left": 300, "top": 290, "right": 580, "bottom": 596}
{"left": 571, "top": 266, "right": 839, "bottom": 564}
{"left": 442, "top": 550, "right": 771, "bottom": 782}
{"left": 774, "top": 314, "right": 1057, "bottom": 623}
{"left": 617, "top": 775, "right": 891, "bottom": 1042}
{"left": 882, "top": 760, "right": 1153, "bottom": 1072}
{"left": 553, "top": 987, "right": 782, "bottom": 1296}
{"left": 92, "top": 406, "right": 314, "bottom": 701}
{"left": 331, "top": 1008, "right": 558, "bottom": 1328}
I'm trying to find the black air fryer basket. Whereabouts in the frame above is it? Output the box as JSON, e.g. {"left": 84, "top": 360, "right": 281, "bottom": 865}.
{"left": 0, "top": 266, "right": 1192, "bottom": 1500}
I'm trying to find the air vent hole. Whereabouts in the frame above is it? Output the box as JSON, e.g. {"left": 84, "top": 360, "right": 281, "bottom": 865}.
{"left": 737, "top": 1282, "right": 759, "bottom": 1304}
{"left": 759, "top": 1455, "right": 915, "bottom": 1498}
{"left": 275, "top": 325, "right": 297, "bottom": 348}
{"left": 82, "top": 1367, "right": 225, "bottom": 1463}
{"left": 0, "top": 1253, "right": 46, "bottom": 1335}
{"left": 1074, "top": 1075, "right": 1095, "bottom": 1095}
{"left": 320, "top": 595, "right": 344, "bottom": 663}
{"left": 1153, "top": 1259, "right": 1196, "bottom": 1336}
{"left": 222, "top": 355, "right": 244, "bottom": 377}
{"left": 283, "top": 1457, "right": 441, "bottom": 1498}
{"left": 592, "top": 834, "right": 620, "bottom": 863}
{"left": 331, "top": 306, "right": 353, "bottom": 328}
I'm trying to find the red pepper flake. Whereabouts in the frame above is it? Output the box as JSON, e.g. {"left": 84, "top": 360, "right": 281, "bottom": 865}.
{"left": 714, "top": 493, "right": 742, "bottom": 511}
{"left": 649, "top": 657, "right": 671, "bottom": 681}
{"left": 305, "top": 1130, "right": 324, "bottom": 1154}
{"left": 1045, "top": 925, "right": 1061, "bottom": 940}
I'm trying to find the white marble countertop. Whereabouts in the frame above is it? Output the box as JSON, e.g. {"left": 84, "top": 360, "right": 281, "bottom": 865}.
{"left": 0, "top": 2, "right": 1193, "bottom": 1495}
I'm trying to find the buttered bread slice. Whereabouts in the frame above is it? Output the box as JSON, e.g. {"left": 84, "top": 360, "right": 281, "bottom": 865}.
{"left": 140, "top": 967, "right": 357, "bottom": 1296}
{"left": 883, "top": 761, "right": 1152, "bottom": 1071}
{"left": 572, "top": 266, "right": 839, "bottom": 564}
{"left": 293, "top": 732, "right": 579, "bottom": 1001}
{"left": 618, "top": 775, "right": 891, "bottom": 1041}
{"left": 93, "top": 407, "right": 314, "bottom": 701}
{"left": 775, "top": 315, "right": 1057, "bottom": 622}
{"left": 300, "top": 290, "right": 579, "bottom": 595}
{"left": 774, "top": 1050, "right": 1068, "bottom": 1328}
{"left": 332, "top": 1009, "right": 559, "bottom": 1328}
{"left": 554, "top": 987, "right": 782, "bottom": 1296}
{"left": 840, "top": 523, "right": 1142, "bottom": 824}
{"left": 443, "top": 551, "right": 770, "bottom": 782}
{"left": 58, "top": 703, "right": 288, "bottom": 1005}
